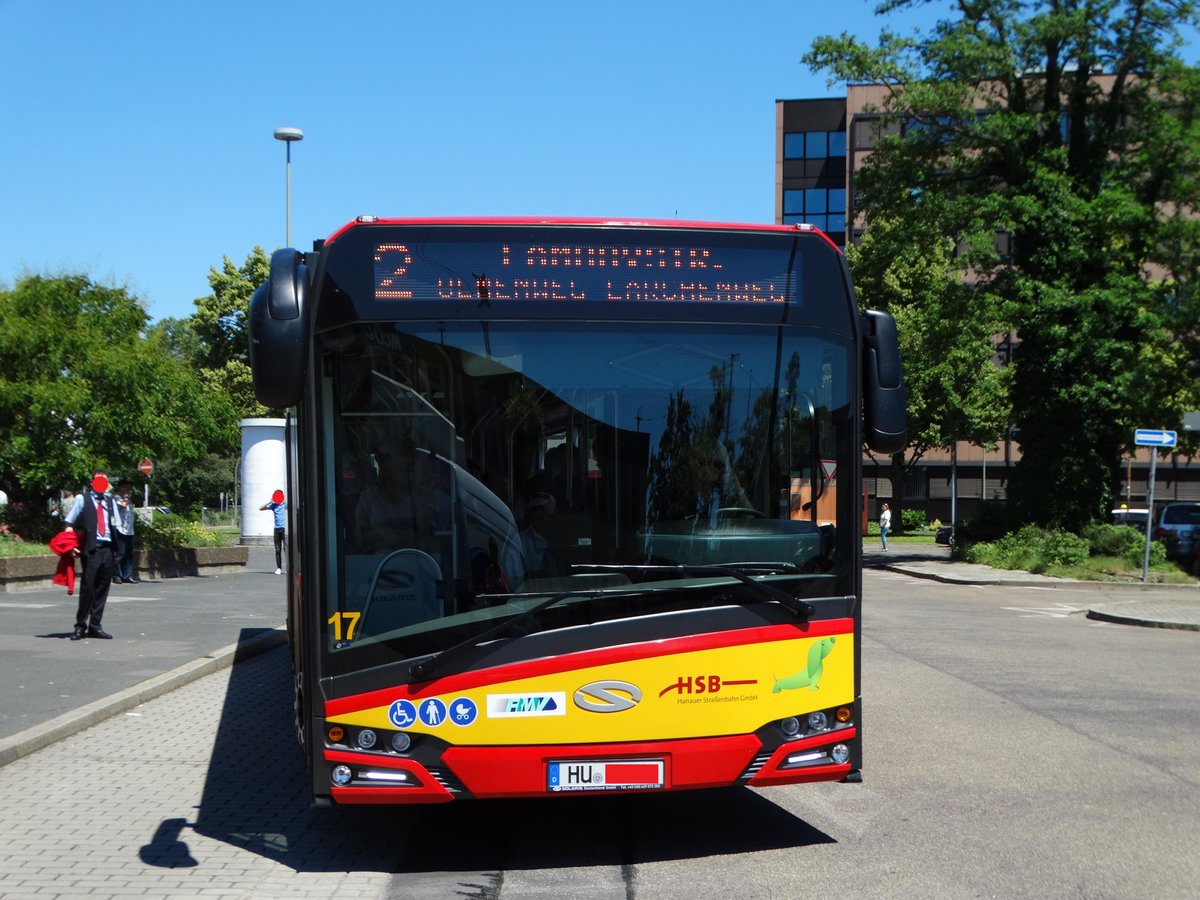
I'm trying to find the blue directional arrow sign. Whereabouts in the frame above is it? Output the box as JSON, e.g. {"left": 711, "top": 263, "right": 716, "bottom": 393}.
{"left": 1134, "top": 428, "right": 1177, "bottom": 448}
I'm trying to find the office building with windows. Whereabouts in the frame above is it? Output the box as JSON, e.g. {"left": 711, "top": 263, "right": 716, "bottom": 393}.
{"left": 775, "top": 91, "right": 1198, "bottom": 523}
{"left": 775, "top": 98, "right": 849, "bottom": 246}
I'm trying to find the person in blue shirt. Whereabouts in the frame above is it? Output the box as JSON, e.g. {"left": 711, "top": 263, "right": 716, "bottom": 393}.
{"left": 260, "top": 490, "right": 287, "bottom": 574}
{"left": 63, "top": 469, "right": 117, "bottom": 640}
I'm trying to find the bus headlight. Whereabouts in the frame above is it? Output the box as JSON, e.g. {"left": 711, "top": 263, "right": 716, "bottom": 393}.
{"left": 331, "top": 765, "right": 353, "bottom": 786}
{"left": 356, "top": 729, "right": 378, "bottom": 749}
{"left": 779, "top": 716, "right": 801, "bottom": 737}
{"left": 391, "top": 732, "right": 412, "bottom": 753}
{"left": 831, "top": 744, "right": 850, "bottom": 765}
{"left": 807, "top": 711, "right": 829, "bottom": 732}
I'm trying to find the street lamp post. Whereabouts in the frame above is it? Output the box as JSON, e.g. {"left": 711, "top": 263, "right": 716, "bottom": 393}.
{"left": 273, "top": 127, "right": 303, "bottom": 247}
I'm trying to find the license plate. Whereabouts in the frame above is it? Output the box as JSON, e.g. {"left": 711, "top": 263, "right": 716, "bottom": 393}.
{"left": 547, "top": 759, "right": 665, "bottom": 792}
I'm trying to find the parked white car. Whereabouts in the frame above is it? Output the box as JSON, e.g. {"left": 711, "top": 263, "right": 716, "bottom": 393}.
{"left": 1110, "top": 506, "right": 1149, "bottom": 530}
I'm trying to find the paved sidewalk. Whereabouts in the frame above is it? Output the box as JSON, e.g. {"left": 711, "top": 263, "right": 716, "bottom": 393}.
{"left": 866, "top": 543, "right": 1200, "bottom": 631}
{"left": 0, "top": 546, "right": 288, "bottom": 766}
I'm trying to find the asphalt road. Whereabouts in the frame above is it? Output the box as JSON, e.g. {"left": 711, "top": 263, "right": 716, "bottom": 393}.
{"left": 0, "top": 562, "right": 1196, "bottom": 898}
{"left": 0, "top": 546, "right": 286, "bottom": 745}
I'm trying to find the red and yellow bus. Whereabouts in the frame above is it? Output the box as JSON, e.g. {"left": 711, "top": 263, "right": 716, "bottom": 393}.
{"left": 249, "top": 217, "right": 905, "bottom": 806}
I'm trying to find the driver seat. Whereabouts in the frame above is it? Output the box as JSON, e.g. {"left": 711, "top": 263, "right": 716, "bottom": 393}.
{"left": 360, "top": 549, "right": 444, "bottom": 636}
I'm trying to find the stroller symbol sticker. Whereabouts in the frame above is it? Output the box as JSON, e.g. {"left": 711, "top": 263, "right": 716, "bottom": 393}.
{"left": 449, "top": 697, "right": 478, "bottom": 726}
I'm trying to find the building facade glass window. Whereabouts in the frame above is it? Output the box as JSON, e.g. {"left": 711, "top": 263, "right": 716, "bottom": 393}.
{"left": 782, "top": 188, "right": 848, "bottom": 236}
{"left": 783, "top": 131, "right": 848, "bottom": 160}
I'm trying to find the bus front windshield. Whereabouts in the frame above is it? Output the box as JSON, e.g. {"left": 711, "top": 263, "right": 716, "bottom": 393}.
{"left": 321, "top": 319, "right": 854, "bottom": 669}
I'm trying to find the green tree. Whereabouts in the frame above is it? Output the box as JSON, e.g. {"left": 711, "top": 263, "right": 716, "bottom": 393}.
{"left": 806, "top": 0, "right": 1200, "bottom": 531}
{"left": 847, "top": 213, "right": 1011, "bottom": 507}
{"left": 0, "top": 274, "right": 235, "bottom": 536}
{"left": 190, "top": 247, "right": 273, "bottom": 422}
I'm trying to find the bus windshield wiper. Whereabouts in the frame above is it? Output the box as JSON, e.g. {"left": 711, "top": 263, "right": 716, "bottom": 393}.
{"left": 409, "top": 566, "right": 813, "bottom": 681}
{"left": 408, "top": 588, "right": 623, "bottom": 682}
{"left": 579, "top": 564, "right": 814, "bottom": 619}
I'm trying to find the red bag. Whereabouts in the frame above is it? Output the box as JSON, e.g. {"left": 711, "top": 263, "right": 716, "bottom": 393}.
{"left": 48, "top": 529, "right": 79, "bottom": 595}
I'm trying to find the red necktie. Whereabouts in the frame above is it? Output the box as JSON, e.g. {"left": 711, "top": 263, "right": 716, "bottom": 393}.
{"left": 96, "top": 497, "right": 106, "bottom": 536}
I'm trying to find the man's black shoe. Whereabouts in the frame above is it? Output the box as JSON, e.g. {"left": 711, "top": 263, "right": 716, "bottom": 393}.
{"left": 87, "top": 627, "right": 113, "bottom": 640}
{"left": 112, "top": 577, "right": 124, "bottom": 584}
{"left": 70, "top": 628, "right": 86, "bottom": 641}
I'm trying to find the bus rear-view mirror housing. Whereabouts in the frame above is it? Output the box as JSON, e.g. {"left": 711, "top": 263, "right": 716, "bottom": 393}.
{"left": 862, "top": 309, "right": 907, "bottom": 454}
{"left": 249, "top": 248, "right": 310, "bottom": 409}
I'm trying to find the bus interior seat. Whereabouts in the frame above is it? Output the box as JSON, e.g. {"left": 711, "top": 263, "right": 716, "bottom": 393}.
{"left": 360, "top": 548, "right": 445, "bottom": 636}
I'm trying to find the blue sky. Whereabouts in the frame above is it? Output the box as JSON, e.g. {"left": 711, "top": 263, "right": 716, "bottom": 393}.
{"left": 1, "top": 1, "right": 1193, "bottom": 323}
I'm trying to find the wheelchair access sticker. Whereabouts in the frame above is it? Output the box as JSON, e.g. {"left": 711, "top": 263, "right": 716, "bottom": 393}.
{"left": 388, "top": 699, "right": 417, "bottom": 728}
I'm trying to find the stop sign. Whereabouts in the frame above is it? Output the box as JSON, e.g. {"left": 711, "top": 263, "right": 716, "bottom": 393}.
{"left": 138, "top": 458, "right": 155, "bottom": 476}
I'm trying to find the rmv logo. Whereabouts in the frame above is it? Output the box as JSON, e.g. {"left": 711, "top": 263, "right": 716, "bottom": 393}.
{"left": 507, "top": 696, "right": 557, "bottom": 714}
{"left": 486, "top": 692, "right": 566, "bottom": 718}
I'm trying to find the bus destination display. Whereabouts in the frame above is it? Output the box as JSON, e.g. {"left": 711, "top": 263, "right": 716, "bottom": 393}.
{"left": 373, "top": 239, "right": 796, "bottom": 303}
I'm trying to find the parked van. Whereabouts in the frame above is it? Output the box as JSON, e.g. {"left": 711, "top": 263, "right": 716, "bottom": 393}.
{"left": 1153, "top": 502, "right": 1200, "bottom": 561}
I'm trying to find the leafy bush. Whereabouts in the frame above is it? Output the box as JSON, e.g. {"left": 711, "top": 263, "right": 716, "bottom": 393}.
{"left": 1083, "top": 523, "right": 1138, "bottom": 563}
{"left": 965, "top": 526, "right": 1039, "bottom": 570}
{"left": 964, "top": 525, "right": 1089, "bottom": 572}
{"left": 1039, "top": 529, "right": 1091, "bottom": 568}
{"left": 1083, "top": 523, "right": 1136, "bottom": 558}
{"left": 900, "top": 508, "right": 926, "bottom": 532}
{"left": 1082, "top": 523, "right": 1166, "bottom": 569}
{"left": 138, "top": 515, "right": 224, "bottom": 550}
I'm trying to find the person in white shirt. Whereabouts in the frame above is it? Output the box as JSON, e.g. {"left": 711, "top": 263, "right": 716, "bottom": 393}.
{"left": 63, "top": 470, "right": 117, "bottom": 640}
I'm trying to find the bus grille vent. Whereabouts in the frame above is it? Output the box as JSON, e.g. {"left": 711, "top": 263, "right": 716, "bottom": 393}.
{"left": 740, "top": 752, "right": 773, "bottom": 782}
{"left": 425, "top": 767, "right": 467, "bottom": 794}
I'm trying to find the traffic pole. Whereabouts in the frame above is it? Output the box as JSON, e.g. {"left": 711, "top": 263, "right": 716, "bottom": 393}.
{"left": 1141, "top": 452, "right": 1157, "bottom": 583}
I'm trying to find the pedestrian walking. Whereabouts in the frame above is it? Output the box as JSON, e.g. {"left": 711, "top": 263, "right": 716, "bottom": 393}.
{"left": 63, "top": 469, "right": 117, "bottom": 640}
{"left": 879, "top": 503, "right": 892, "bottom": 551}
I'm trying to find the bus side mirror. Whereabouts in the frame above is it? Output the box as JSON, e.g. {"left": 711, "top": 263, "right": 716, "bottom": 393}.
{"left": 249, "top": 248, "right": 310, "bottom": 408}
{"left": 862, "top": 309, "right": 908, "bottom": 454}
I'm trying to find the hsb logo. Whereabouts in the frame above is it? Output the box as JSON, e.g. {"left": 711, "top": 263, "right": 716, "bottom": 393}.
{"left": 658, "top": 675, "right": 757, "bottom": 698}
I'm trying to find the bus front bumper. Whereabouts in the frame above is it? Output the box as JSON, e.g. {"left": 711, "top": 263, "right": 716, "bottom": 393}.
{"left": 323, "top": 726, "right": 858, "bottom": 804}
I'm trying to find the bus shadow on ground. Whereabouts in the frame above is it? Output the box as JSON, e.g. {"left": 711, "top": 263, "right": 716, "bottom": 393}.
{"left": 183, "top": 636, "right": 834, "bottom": 874}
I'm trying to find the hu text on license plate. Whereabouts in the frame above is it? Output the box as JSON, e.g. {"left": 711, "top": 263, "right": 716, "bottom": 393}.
{"left": 547, "top": 759, "right": 665, "bottom": 792}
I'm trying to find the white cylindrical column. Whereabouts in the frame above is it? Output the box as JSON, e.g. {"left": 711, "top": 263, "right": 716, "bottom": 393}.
{"left": 240, "top": 418, "right": 286, "bottom": 545}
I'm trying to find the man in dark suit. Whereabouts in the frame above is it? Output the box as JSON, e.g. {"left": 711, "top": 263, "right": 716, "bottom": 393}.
{"left": 63, "top": 469, "right": 117, "bottom": 640}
